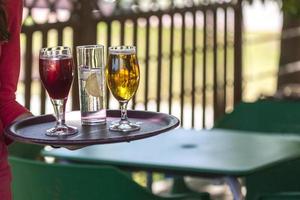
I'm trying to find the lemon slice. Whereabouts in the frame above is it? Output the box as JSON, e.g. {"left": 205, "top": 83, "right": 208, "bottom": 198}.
{"left": 85, "top": 73, "right": 102, "bottom": 97}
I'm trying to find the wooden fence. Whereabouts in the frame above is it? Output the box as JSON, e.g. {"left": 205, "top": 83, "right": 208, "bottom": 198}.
{"left": 21, "top": 0, "right": 242, "bottom": 129}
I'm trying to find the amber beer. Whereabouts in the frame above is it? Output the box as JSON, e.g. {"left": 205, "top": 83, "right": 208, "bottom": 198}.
{"left": 106, "top": 46, "right": 140, "bottom": 132}
{"left": 106, "top": 53, "right": 140, "bottom": 102}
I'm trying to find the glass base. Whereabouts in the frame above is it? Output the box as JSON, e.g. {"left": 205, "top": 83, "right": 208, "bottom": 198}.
{"left": 82, "top": 119, "right": 106, "bottom": 125}
{"left": 46, "top": 125, "right": 78, "bottom": 137}
{"left": 109, "top": 121, "right": 140, "bottom": 132}
{"left": 81, "top": 110, "right": 107, "bottom": 125}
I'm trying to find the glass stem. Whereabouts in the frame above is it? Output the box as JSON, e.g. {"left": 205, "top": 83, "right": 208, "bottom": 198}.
{"left": 51, "top": 99, "right": 67, "bottom": 127}
{"left": 120, "top": 102, "right": 128, "bottom": 123}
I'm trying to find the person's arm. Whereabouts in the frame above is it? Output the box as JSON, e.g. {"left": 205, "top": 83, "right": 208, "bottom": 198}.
{"left": 0, "top": 0, "right": 30, "bottom": 132}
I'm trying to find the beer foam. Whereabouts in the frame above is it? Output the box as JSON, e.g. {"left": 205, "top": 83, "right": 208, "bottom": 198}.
{"left": 109, "top": 46, "right": 136, "bottom": 55}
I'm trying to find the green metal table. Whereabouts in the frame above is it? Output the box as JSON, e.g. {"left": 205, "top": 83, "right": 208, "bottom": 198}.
{"left": 42, "top": 128, "right": 300, "bottom": 199}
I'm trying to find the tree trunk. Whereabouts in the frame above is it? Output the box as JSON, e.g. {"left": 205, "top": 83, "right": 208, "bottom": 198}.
{"left": 279, "top": 12, "right": 300, "bottom": 67}
{"left": 277, "top": 10, "right": 300, "bottom": 97}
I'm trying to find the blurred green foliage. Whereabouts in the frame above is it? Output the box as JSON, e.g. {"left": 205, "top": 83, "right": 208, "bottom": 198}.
{"left": 281, "top": 0, "right": 300, "bottom": 17}
{"left": 246, "top": 0, "right": 300, "bottom": 17}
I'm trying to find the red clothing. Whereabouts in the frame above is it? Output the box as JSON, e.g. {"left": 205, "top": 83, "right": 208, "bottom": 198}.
{"left": 0, "top": 0, "right": 29, "bottom": 199}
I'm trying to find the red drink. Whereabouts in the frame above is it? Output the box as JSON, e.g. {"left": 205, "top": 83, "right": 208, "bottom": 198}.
{"left": 39, "top": 57, "right": 74, "bottom": 99}
{"left": 39, "top": 46, "right": 77, "bottom": 137}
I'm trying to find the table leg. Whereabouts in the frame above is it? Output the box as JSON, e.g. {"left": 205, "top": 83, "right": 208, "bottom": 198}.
{"left": 224, "top": 176, "right": 244, "bottom": 200}
{"left": 146, "top": 172, "right": 153, "bottom": 191}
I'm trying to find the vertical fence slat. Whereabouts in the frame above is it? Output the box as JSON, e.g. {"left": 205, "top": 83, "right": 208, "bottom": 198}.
{"left": 58, "top": 27, "right": 63, "bottom": 46}
{"left": 40, "top": 30, "right": 48, "bottom": 114}
{"left": 202, "top": 10, "right": 207, "bottom": 129}
{"left": 106, "top": 21, "right": 112, "bottom": 108}
{"left": 120, "top": 20, "right": 125, "bottom": 45}
{"left": 132, "top": 18, "right": 138, "bottom": 109}
{"left": 180, "top": 13, "right": 186, "bottom": 124}
{"left": 234, "top": 0, "right": 243, "bottom": 105}
{"left": 213, "top": 9, "right": 218, "bottom": 122}
{"left": 24, "top": 32, "right": 33, "bottom": 110}
{"left": 191, "top": 11, "right": 196, "bottom": 128}
{"left": 71, "top": 29, "right": 79, "bottom": 110}
{"left": 168, "top": 14, "right": 174, "bottom": 115}
{"left": 224, "top": 7, "right": 228, "bottom": 113}
{"left": 144, "top": 18, "right": 150, "bottom": 110}
{"left": 157, "top": 15, "right": 162, "bottom": 112}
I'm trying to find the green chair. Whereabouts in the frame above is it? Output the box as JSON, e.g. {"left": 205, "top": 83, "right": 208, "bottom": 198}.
{"left": 9, "top": 155, "right": 209, "bottom": 200}
{"left": 257, "top": 192, "right": 300, "bottom": 200}
{"left": 214, "top": 99, "right": 300, "bottom": 200}
{"left": 245, "top": 158, "right": 300, "bottom": 200}
{"left": 215, "top": 99, "right": 300, "bottom": 133}
{"left": 9, "top": 142, "right": 210, "bottom": 200}
{"left": 8, "top": 142, "right": 43, "bottom": 159}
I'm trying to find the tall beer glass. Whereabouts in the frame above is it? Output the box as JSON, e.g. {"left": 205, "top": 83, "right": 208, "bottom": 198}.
{"left": 106, "top": 46, "right": 140, "bottom": 132}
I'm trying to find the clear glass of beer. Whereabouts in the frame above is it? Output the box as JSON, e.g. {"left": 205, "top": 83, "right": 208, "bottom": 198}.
{"left": 106, "top": 46, "right": 140, "bottom": 132}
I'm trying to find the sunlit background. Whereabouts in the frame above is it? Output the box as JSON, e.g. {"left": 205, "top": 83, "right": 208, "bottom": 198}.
{"left": 17, "top": 0, "right": 282, "bottom": 129}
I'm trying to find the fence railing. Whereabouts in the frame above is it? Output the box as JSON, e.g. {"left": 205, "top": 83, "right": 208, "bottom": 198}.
{"left": 20, "top": 0, "right": 242, "bottom": 129}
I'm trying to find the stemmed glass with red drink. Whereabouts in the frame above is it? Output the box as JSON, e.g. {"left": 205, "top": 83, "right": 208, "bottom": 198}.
{"left": 39, "top": 46, "right": 77, "bottom": 136}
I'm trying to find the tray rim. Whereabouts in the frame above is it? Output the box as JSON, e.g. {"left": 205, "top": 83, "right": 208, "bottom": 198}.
{"left": 5, "top": 110, "right": 180, "bottom": 146}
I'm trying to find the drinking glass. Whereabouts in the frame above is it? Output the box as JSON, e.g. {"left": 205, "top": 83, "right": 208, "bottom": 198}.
{"left": 39, "top": 46, "right": 78, "bottom": 136}
{"left": 106, "top": 46, "right": 140, "bottom": 132}
{"left": 77, "top": 45, "right": 106, "bottom": 125}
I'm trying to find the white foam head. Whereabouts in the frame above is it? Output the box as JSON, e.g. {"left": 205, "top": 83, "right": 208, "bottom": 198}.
{"left": 109, "top": 46, "right": 136, "bottom": 55}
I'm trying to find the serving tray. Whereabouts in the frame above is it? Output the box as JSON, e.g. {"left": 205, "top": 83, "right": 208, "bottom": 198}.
{"left": 5, "top": 110, "right": 180, "bottom": 146}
